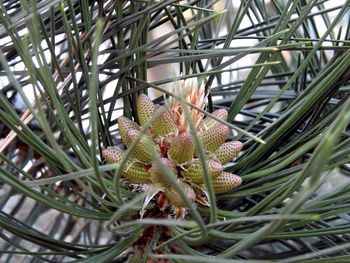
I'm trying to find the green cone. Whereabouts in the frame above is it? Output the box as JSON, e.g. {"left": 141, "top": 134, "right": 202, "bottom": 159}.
{"left": 102, "top": 146, "right": 124, "bottom": 164}
{"left": 118, "top": 116, "right": 140, "bottom": 146}
{"left": 137, "top": 94, "right": 156, "bottom": 126}
{"left": 200, "top": 124, "right": 230, "bottom": 152}
{"left": 212, "top": 172, "right": 242, "bottom": 194}
{"left": 165, "top": 181, "right": 196, "bottom": 207}
{"left": 123, "top": 160, "right": 151, "bottom": 184}
{"left": 181, "top": 159, "right": 223, "bottom": 184}
{"left": 201, "top": 108, "right": 228, "bottom": 130}
{"left": 150, "top": 157, "right": 177, "bottom": 185}
{"left": 151, "top": 106, "right": 177, "bottom": 137}
{"left": 168, "top": 132, "right": 194, "bottom": 164}
{"left": 125, "top": 129, "right": 159, "bottom": 163}
{"left": 213, "top": 141, "right": 243, "bottom": 164}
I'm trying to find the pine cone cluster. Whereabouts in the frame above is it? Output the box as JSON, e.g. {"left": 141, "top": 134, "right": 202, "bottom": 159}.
{"left": 102, "top": 79, "right": 242, "bottom": 218}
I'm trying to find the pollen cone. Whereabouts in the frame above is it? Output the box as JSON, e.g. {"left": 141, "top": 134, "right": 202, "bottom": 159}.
{"left": 102, "top": 146, "right": 124, "bottom": 163}
{"left": 165, "top": 181, "right": 196, "bottom": 207}
{"left": 181, "top": 159, "right": 223, "bottom": 184}
{"left": 200, "top": 124, "right": 230, "bottom": 152}
{"left": 168, "top": 132, "right": 194, "bottom": 164}
{"left": 123, "top": 160, "right": 151, "bottom": 184}
{"left": 201, "top": 108, "right": 228, "bottom": 130}
{"left": 150, "top": 158, "right": 177, "bottom": 186}
{"left": 117, "top": 116, "right": 140, "bottom": 146}
{"left": 213, "top": 141, "right": 243, "bottom": 164}
{"left": 151, "top": 106, "right": 177, "bottom": 137}
{"left": 212, "top": 172, "right": 242, "bottom": 194}
{"left": 125, "top": 129, "right": 159, "bottom": 163}
{"left": 137, "top": 94, "right": 156, "bottom": 126}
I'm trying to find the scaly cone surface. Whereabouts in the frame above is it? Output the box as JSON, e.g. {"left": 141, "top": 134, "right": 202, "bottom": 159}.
{"left": 150, "top": 158, "right": 177, "bottom": 186}
{"left": 102, "top": 78, "right": 243, "bottom": 218}
{"left": 200, "top": 124, "right": 231, "bottom": 152}
{"left": 118, "top": 116, "right": 140, "bottom": 146}
{"left": 165, "top": 181, "right": 196, "bottom": 207}
{"left": 201, "top": 108, "right": 228, "bottom": 130}
{"left": 168, "top": 132, "right": 194, "bottom": 164}
{"left": 151, "top": 106, "right": 177, "bottom": 137}
{"left": 181, "top": 159, "right": 223, "bottom": 184}
{"left": 102, "top": 146, "right": 124, "bottom": 163}
{"left": 123, "top": 160, "right": 151, "bottom": 184}
{"left": 213, "top": 141, "right": 243, "bottom": 164}
{"left": 125, "top": 129, "right": 159, "bottom": 164}
{"left": 137, "top": 93, "right": 156, "bottom": 126}
{"left": 211, "top": 172, "right": 242, "bottom": 194}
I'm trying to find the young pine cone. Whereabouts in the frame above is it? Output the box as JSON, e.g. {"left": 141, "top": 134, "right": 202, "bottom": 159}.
{"left": 102, "top": 78, "right": 243, "bottom": 218}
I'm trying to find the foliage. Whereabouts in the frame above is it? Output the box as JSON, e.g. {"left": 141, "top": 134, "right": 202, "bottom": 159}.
{"left": 0, "top": 0, "right": 350, "bottom": 262}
